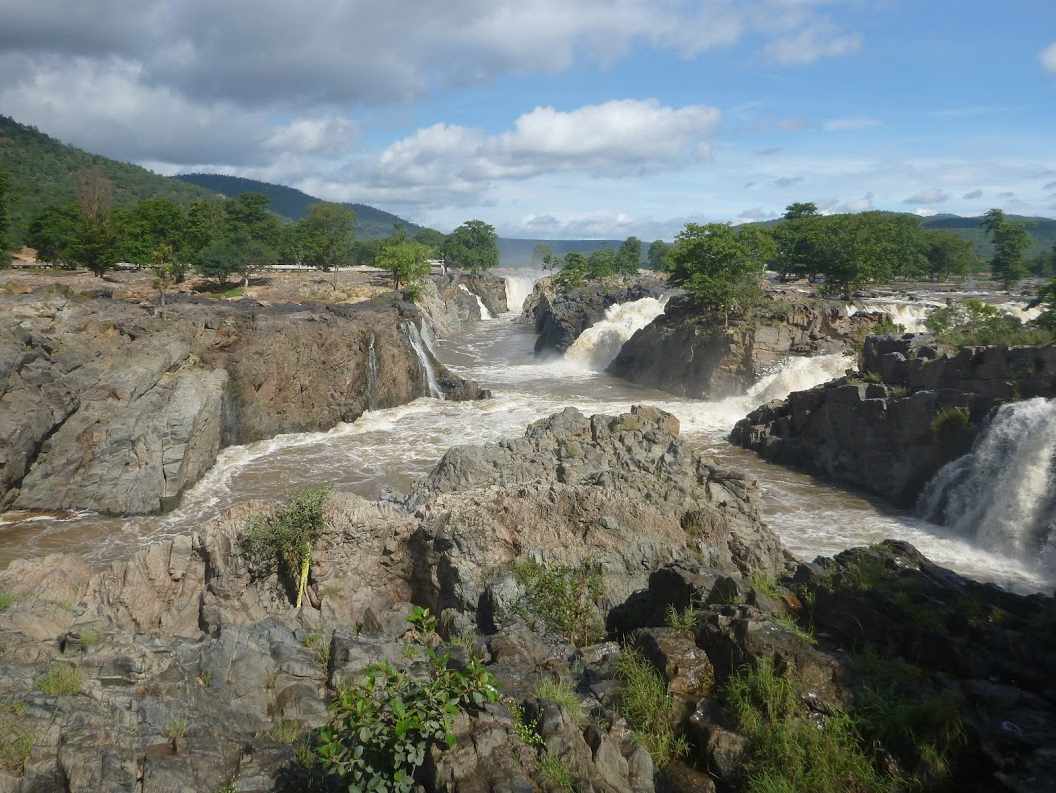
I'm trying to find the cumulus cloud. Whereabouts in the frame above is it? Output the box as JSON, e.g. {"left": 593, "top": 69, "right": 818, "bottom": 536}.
{"left": 913, "top": 208, "right": 939, "bottom": 217}
{"left": 1041, "top": 41, "right": 1056, "bottom": 72}
{"left": 902, "top": 189, "right": 949, "bottom": 204}
{"left": 823, "top": 117, "right": 881, "bottom": 131}
{"left": 962, "top": 189, "right": 983, "bottom": 200}
{"left": 837, "top": 192, "right": 875, "bottom": 213}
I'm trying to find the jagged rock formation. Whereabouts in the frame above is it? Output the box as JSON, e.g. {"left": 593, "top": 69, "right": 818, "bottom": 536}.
{"left": 730, "top": 335, "right": 1056, "bottom": 506}
{"left": 0, "top": 287, "right": 488, "bottom": 515}
{"left": 0, "top": 406, "right": 783, "bottom": 792}
{"left": 608, "top": 294, "right": 879, "bottom": 398}
{"left": 414, "top": 273, "right": 507, "bottom": 336}
{"left": 2, "top": 410, "right": 1052, "bottom": 791}
{"left": 527, "top": 275, "right": 667, "bottom": 354}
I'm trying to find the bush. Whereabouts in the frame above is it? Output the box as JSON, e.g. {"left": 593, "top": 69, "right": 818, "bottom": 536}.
{"left": 925, "top": 300, "right": 1053, "bottom": 347}
{"left": 315, "top": 607, "right": 499, "bottom": 792}
{"left": 240, "top": 487, "right": 330, "bottom": 608}
{"left": 664, "top": 602, "right": 700, "bottom": 635}
{"left": 36, "top": 662, "right": 82, "bottom": 696}
{"left": 615, "top": 648, "right": 687, "bottom": 769}
{"left": 930, "top": 406, "right": 971, "bottom": 436}
{"left": 512, "top": 560, "right": 604, "bottom": 647}
{"left": 724, "top": 658, "right": 893, "bottom": 793}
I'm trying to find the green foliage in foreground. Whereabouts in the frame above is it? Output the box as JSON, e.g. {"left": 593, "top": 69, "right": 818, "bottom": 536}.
{"left": 724, "top": 658, "right": 892, "bottom": 793}
{"left": 924, "top": 299, "right": 1054, "bottom": 347}
{"left": 35, "top": 662, "right": 82, "bottom": 696}
{"left": 315, "top": 608, "right": 499, "bottom": 792}
{"left": 511, "top": 559, "right": 604, "bottom": 647}
{"left": 240, "top": 487, "right": 330, "bottom": 608}
{"left": 615, "top": 648, "right": 688, "bottom": 769}
{"left": 668, "top": 223, "right": 775, "bottom": 319}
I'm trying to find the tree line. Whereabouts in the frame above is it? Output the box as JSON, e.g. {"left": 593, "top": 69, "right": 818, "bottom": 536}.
{"left": 0, "top": 166, "right": 499, "bottom": 295}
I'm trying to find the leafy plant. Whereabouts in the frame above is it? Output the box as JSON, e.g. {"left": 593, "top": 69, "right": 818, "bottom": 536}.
{"left": 240, "top": 487, "right": 331, "bottom": 608}
{"left": 36, "top": 662, "right": 82, "bottom": 696}
{"left": 315, "top": 607, "right": 499, "bottom": 792}
{"left": 511, "top": 560, "right": 604, "bottom": 647}
{"left": 925, "top": 300, "right": 1053, "bottom": 348}
{"left": 664, "top": 602, "right": 700, "bottom": 635}
{"left": 508, "top": 699, "right": 544, "bottom": 748}
{"left": 615, "top": 648, "right": 688, "bottom": 769}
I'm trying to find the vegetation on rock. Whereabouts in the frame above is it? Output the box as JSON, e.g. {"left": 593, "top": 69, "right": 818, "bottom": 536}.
{"left": 511, "top": 559, "right": 605, "bottom": 647}
{"left": 925, "top": 299, "right": 1053, "bottom": 347}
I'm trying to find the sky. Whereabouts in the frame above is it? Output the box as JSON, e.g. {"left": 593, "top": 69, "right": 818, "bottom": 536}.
{"left": 1, "top": 0, "right": 1054, "bottom": 239}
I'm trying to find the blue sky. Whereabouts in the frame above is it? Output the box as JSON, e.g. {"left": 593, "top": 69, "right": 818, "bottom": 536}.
{"left": 1, "top": 0, "right": 1054, "bottom": 238}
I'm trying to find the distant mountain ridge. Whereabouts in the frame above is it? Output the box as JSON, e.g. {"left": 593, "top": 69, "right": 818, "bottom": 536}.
{"left": 174, "top": 173, "right": 432, "bottom": 240}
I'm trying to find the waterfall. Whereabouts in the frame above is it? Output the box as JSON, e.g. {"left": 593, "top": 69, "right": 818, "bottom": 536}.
{"left": 503, "top": 273, "right": 538, "bottom": 315}
{"left": 565, "top": 297, "right": 668, "bottom": 370}
{"left": 459, "top": 284, "right": 493, "bottom": 320}
{"left": 918, "top": 398, "right": 1056, "bottom": 564}
{"left": 366, "top": 334, "right": 379, "bottom": 409}
{"left": 402, "top": 321, "right": 443, "bottom": 399}
{"left": 847, "top": 300, "right": 937, "bottom": 333}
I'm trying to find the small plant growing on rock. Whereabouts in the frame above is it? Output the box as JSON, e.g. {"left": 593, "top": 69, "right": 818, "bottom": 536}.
{"left": 164, "top": 718, "right": 188, "bottom": 751}
{"left": 0, "top": 592, "right": 13, "bottom": 610}
{"left": 535, "top": 678, "right": 585, "bottom": 726}
{"left": 241, "top": 486, "right": 330, "bottom": 608}
{"left": 508, "top": 699, "right": 544, "bottom": 748}
{"left": 315, "top": 607, "right": 499, "bottom": 791}
{"left": 35, "top": 662, "right": 82, "bottom": 696}
{"left": 615, "top": 648, "right": 687, "bottom": 769}
{"left": 538, "top": 750, "right": 577, "bottom": 792}
{"left": 664, "top": 602, "right": 700, "bottom": 635}
{"left": 512, "top": 560, "right": 604, "bottom": 647}
{"left": 302, "top": 632, "right": 331, "bottom": 673}
{"left": 930, "top": 406, "right": 971, "bottom": 436}
{"left": 0, "top": 702, "right": 35, "bottom": 776}
{"left": 771, "top": 613, "right": 817, "bottom": 645}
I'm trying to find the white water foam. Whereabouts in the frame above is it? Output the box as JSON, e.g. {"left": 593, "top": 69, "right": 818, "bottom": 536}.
{"left": 501, "top": 272, "right": 540, "bottom": 315}
{"left": 459, "top": 284, "right": 494, "bottom": 320}
{"left": 919, "top": 398, "right": 1056, "bottom": 565}
{"left": 565, "top": 297, "right": 668, "bottom": 370}
{"left": 847, "top": 300, "right": 939, "bottom": 333}
{"left": 402, "top": 321, "right": 443, "bottom": 398}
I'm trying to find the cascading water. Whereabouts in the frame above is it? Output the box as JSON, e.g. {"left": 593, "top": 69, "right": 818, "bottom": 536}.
{"left": 501, "top": 272, "right": 539, "bottom": 315}
{"left": 459, "top": 284, "right": 493, "bottom": 320}
{"left": 565, "top": 297, "right": 668, "bottom": 370}
{"left": 847, "top": 300, "right": 938, "bottom": 332}
{"left": 918, "top": 398, "right": 1056, "bottom": 565}
{"left": 366, "top": 334, "right": 379, "bottom": 409}
{"left": 402, "top": 320, "right": 443, "bottom": 398}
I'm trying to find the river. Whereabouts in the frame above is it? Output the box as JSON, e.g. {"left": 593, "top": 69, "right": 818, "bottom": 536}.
{"left": 0, "top": 272, "right": 1051, "bottom": 595}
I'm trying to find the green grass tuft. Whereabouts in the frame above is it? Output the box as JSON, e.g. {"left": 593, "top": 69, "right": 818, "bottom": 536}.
{"left": 511, "top": 560, "right": 604, "bottom": 647}
{"left": 36, "top": 662, "right": 82, "bottom": 696}
{"left": 535, "top": 678, "right": 585, "bottom": 725}
{"left": 614, "top": 648, "right": 688, "bottom": 769}
{"left": 538, "top": 751, "right": 576, "bottom": 792}
{"left": 0, "top": 592, "right": 13, "bottom": 611}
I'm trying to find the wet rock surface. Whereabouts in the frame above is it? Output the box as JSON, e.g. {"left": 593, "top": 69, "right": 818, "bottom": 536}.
{"left": 608, "top": 293, "right": 878, "bottom": 398}
{"left": 527, "top": 275, "right": 667, "bottom": 354}
{"left": 0, "top": 408, "right": 1052, "bottom": 792}
{"left": 730, "top": 335, "right": 1056, "bottom": 506}
{"left": 0, "top": 286, "right": 486, "bottom": 514}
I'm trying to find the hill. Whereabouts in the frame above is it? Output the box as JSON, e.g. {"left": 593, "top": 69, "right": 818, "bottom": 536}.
{"left": 175, "top": 173, "right": 432, "bottom": 240}
{"left": 920, "top": 213, "right": 1056, "bottom": 258}
{"left": 497, "top": 237, "right": 623, "bottom": 266}
{"left": 0, "top": 115, "right": 213, "bottom": 245}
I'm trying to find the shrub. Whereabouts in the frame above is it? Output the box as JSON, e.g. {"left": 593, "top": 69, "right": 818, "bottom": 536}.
{"left": 512, "top": 560, "right": 604, "bottom": 647}
{"left": 615, "top": 648, "right": 687, "bottom": 769}
{"left": 925, "top": 300, "right": 1054, "bottom": 348}
{"left": 240, "top": 487, "right": 331, "bottom": 608}
{"left": 315, "top": 607, "right": 499, "bottom": 792}
{"left": 724, "top": 658, "right": 893, "bottom": 793}
{"left": 36, "top": 662, "right": 82, "bottom": 696}
{"left": 664, "top": 602, "right": 700, "bottom": 635}
{"left": 535, "top": 678, "right": 584, "bottom": 725}
{"left": 930, "top": 406, "right": 971, "bottom": 437}
{"left": 0, "top": 592, "right": 13, "bottom": 610}
{"left": 750, "top": 573, "right": 781, "bottom": 599}
{"left": 0, "top": 702, "right": 34, "bottom": 776}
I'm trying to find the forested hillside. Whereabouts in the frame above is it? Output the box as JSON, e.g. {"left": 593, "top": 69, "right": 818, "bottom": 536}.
{"left": 0, "top": 115, "right": 212, "bottom": 245}
{"left": 921, "top": 213, "right": 1056, "bottom": 258}
{"left": 175, "top": 173, "right": 432, "bottom": 239}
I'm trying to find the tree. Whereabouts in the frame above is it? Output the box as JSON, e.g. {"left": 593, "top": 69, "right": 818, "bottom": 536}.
{"left": 772, "top": 202, "right": 825, "bottom": 281}
{"left": 72, "top": 167, "right": 117, "bottom": 276}
{"left": 377, "top": 239, "right": 431, "bottom": 291}
{"left": 116, "top": 198, "right": 188, "bottom": 268}
{"left": 812, "top": 213, "right": 926, "bottom": 297}
{"left": 586, "top": 248, "right": 618, "bottom": 280}
{"left": 554, "top": 252, "right": 588, "bottom": 291}
{"left": 617, "top": 236, "right": 642, "bottom": 275}
{"left": 982, "top": 208, "right": 1031, "bottom": 288}
{"left": 532, "top": 243, "right": 556, "bottom": 271}
{"left": 647, "top": 240, "right": 671, "bottom": 271}
{"left": 149, "top": 242, "right": 180, "bottom": 308}
{"left": 783, "top": 202, "right": 819, "bottom": 220}
{"left": 26, "top": 204, "right": 80, "bottom": 264}
{"left": 299, "top": 202, "right": 356, "bottom": 288}
{"left": 183, "top": 199, "right": 226, "bottom": 259}
{"left": 0, "top": 167, "right": 9, "bottom": 261}
{"left": 194, "top": 238, "right": 242, "bottom": 284}
{"left": 923, "top": 230, "right": 978, "bottom": 281}
{"left": 667, "top": 223, "right": 775, "bottom": 323}
{"left": 443, "top": 220, "right": 499, "bottom": 274}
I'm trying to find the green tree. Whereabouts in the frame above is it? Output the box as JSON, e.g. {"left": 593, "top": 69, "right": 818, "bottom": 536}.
{"left": 183, "top": 199, "right": 226, "bottom": 259}
{"left": 923, "top": 230, "right": 978, "bottom": 281}
{"left": 783, "top": 202, "right": 819, "bottom": 220}
{"left": 982, "top": 208, "right": 1032, "bottom": 288}
{"left": 377, "top": 239, "right": 431, "bottom": 291}
{"left": 26, "top": 204, "right": 80, "bottom": 264}
{"left": 443, "top": 220, "right": 499, "bottom": 274}
{"left": 532, "top": 242, "right": 556, "bottom": 271}
{"left": 586, "top": 248, "right": 618, "bottom": 279}
{"left": 667, "top": 223, "right": 775, "bottom": 323}
{"left": 772, "top": 202, "right": 824, "bottom": 281}
{"left": 617, "top": 236, "right": 642, "bottom": 275}
{"left": 0, "top": 167, "right": 9, "bottom": 261}
{"left": 554, "top": 252, "right": 588, "bottom": 291}
{"left": 149, "top": 242, "right": 180, "bottom": 308}
{"left": 813, "top": 213, "right": 926, "bottom": 297}
{"left": 70, "top": 167, "right": 118, "bottom": 276}
{"left": 300, "top": 202, "right": 357, "bottom": 288}
{"left": 647, "top": 240, "right": 671, "bottom": 271}
{"left": 116, "top": 198, "right": 188, "bottom": 267}
{"left": 194, "top": 238, "right": 242, "bottom": 284}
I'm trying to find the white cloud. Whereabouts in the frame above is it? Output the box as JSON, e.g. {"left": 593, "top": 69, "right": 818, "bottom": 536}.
{"left": 836, "top": 192, "right": 875, "bottom": 212}
{"left": 264, "top": 118, "right": 359, "bottom": 155}
{"left": 824, "top": 117, "right": 881, "bottom": 131}
{"left": 764, "top": 21, "right": 862, "bottom": 65}
{"left": 902, "top": 189, "right": 949, "bottom": 204}
{"left": 1041, "top": 41, "right": 1056, "bottom": 72}
{"left": 962, "top": 189, "right": 983, "bottom": 200}
{"left": 913, "top": 208, "right": 939, "bottom": 217}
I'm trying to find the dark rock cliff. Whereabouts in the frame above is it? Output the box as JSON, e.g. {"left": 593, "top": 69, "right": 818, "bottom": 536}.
{"left": 730, "top": 335, "right": 1056, "bottom": 506}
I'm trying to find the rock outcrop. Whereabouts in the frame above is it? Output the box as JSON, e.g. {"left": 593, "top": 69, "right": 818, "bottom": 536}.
{"left": 608, "top": 294, "right": 880, "bottom": 398}
{"left": 417, "top": 273, "right": 508, "bottom": 336}
{"left": 0, "top": 288, "right": 487, "bottom": 514}
{"left": 730, "top": 335, "right": 1056, "bottom": 506}
{"left": 528, "top": 275, "right": 667, "bottom": 354}
{"left": 0, "top": 406, "right": 783, "bottom": 793}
